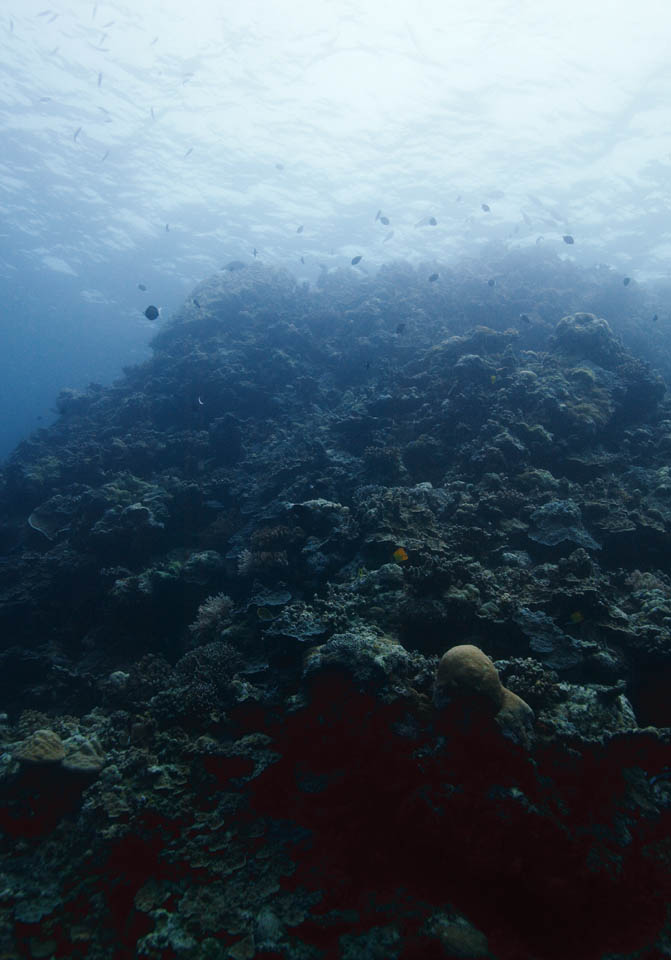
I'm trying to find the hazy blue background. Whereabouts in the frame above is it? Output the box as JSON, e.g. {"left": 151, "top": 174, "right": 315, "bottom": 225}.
{"left": 2, "top": 0, "right": 671, "bottom": 458}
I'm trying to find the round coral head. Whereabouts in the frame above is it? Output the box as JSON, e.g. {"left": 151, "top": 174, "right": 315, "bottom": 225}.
{"left": 435, "top": 644, "right": 505, "bottom": 715}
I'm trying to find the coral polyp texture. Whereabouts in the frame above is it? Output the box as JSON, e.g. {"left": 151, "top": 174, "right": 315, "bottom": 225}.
{"left": 1, "top": 256, "right": 671, "bottom": 959}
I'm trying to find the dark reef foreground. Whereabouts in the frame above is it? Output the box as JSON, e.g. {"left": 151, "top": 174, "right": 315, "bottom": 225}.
{"left": 1, "top": 257, "right": 671, "bottom": 959}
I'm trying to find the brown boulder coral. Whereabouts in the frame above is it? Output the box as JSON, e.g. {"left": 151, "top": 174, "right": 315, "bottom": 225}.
{"left": 434, "top": 644, "right": 535, "bottom": 747}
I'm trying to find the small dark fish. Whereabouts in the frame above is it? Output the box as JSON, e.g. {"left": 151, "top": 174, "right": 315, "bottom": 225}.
{"left": 519, "top": 313, "right": 531, "bottom": 324}
{"left": 225, "top": 260, "right": 246, "bottom": 271}
{"left": 10, "top": 17, "right": 14, "bottom": 31}
{"left": 351, "top": 255, "right": 362, "bottom": 265}
{"left": 193, "top": 298, "right": 201, "bottom": 308}
{"left": 38, "top": 9, "right": 51, "bottom": 16}
{"left": 92, "top": 4, "right": 97, "bottom": 18}
{"left": 364, "top": 360, "right": 372, "bottom": 370}
{"left": 379, "top": 216, "right": 390, "bottom": 225}
{"left": 488, "top": 278, "right": 495, "bottom": 287}
{"left": 652, "top": 314, "right": 658, "bottom": 322}
{"left": 623, "top": 276, "right": 631, "bottom": 286}
{"left": 396, "top": 322, "right": 406, "bottom": 334}
{"left": 252, "top": 247, "right": 257, "bottom": 257}
{"left": 37, "top": 415, "right": 43, "bottom": 421}
{"left": 39, "top": 97, "right": 51, "bottom": 102}
{"left": 300, "top": 256, "right": 305, "bottom": 264}
{"left": 562, "top": 234, "right": 574, "bottom": 244}
{"left": 428, "top": 273, "right": 439, "bottom": 282}
{"left": 276, "top": 163, "right": 284, "bottom": 170}
{"left": 144, "top": 305, "right": 159, "bottom": 321}
{"left": 150, "top": 36, "right": 158, "bottom": 45}
{"left": 165, "top": 224, "right": 169, "bottom": 232}
{"left": 428, "top": 216, "right": 437, "bottom": 226}
{"left": 102, "top": 20, "right": 115, "bottom": 27}
{"left": 481, "top": 203, "right": 490, "bottom": 212}
{"left": 138, "top": 283, "right": 147, "bottom": 291}
{"left": 184, "top": 147, "right": 193, "bottom": 159}
{"left": 73, "top": 126, "right": 82, "bottom": 141}
{"left": 48, "top": 12, "right": 58, "bottom": 22}
{"left": 101, "top": 150, "right": 109, "bottom": 161}
{"left": 97, "top": 72, "right": 102, "bottom": 87}
{"left": 296, "top": 225, "right": 304, "bottom": 234}
{"left": 536, "top": 235, "right": 544, "bottom": 245}
{"left": 150, "top": 107, "right": 155, "bottom": 120}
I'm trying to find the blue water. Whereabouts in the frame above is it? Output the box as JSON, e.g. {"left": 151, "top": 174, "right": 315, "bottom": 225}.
{"left": 2, "top": 0, "right": 671, "bottom": 459}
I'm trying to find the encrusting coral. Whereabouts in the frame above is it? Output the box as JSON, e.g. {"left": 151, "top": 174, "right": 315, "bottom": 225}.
{"left": 434, "top": 643, "right": 535, "bottom": 747}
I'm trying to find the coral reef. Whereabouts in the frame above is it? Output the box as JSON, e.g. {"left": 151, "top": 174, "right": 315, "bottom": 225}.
{"left": 0, "top": 256, "right": 670, "bottom": 958}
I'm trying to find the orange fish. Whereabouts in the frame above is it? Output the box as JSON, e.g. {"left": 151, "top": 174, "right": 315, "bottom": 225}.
{"left": 392, "top": 547, "right": 408, "bottom": 563}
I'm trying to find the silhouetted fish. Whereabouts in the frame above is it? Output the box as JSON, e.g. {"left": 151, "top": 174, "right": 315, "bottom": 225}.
{"left": 73, "top": 126, "right": 82, "bottom": 141}
{"left": 165, "top": 224, "right": 169, "bottom": 232}
{"left": 488, "top": 278, "right": 495, "bottom": 287}
{"left": 428, "top": 216, "right": 437, "bottom": 226}
{"left": 415, "top": 216, "right": 438, "bottom": 227}
{"left": 481, "top": 203, "right": 490, "bottom": 212}
{"left": 296, "top": 225, "right": 304, "bottom": 234}
{"left": 351, "top": 255, "right": 362, "bottom": 265}
{"left": 396, "top": 323, "right": 406, "bottom": 334}
{"left": 562, "top": 235, "right": 574, "bottom": 244}
{"left": 101, "top": 150, "right": 109, "bottom": 161}
{"left": 193, "top": 299, "right": 201, "bottom": 308}
{"left": 300, "top": 256, "right": 305, "bottom": 264}
{"left": 276, "top": 163, "right": 284, "bottom": 170}
{"left": 252, "top": 248, "right": 257, "bottom": 257}
{"left": 138, "top": 283, "right": 147, "bottom": 291}
{"left": 144, "top": 305, "right": 159, "bottom": 321}
{"left": 623, "top": 277, "right": 631, "bottom": 286}
{"left": 224, "top": 261, "right": 246, "bottom": 271}
{"left": 380, "top": 216, "right": 390, "bottom": 225}
{"left": 97, "top": 72, "right": 102, "bottom": 87}
{"left": 184, "top": 147, "right": 193, "bottom": 158}
{"left": 652, "top": 314, "right": 658, "bottom": 322}
{"left": 428, "top": 273, "right": 439, "bottom": 282}
{"left": 520, "top": 313, "right": 531, "bottom": 324}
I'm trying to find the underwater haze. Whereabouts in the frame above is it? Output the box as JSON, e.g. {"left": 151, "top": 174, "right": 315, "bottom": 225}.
{"left": 2, "top": 0, "right": 671, "bottom": 458}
